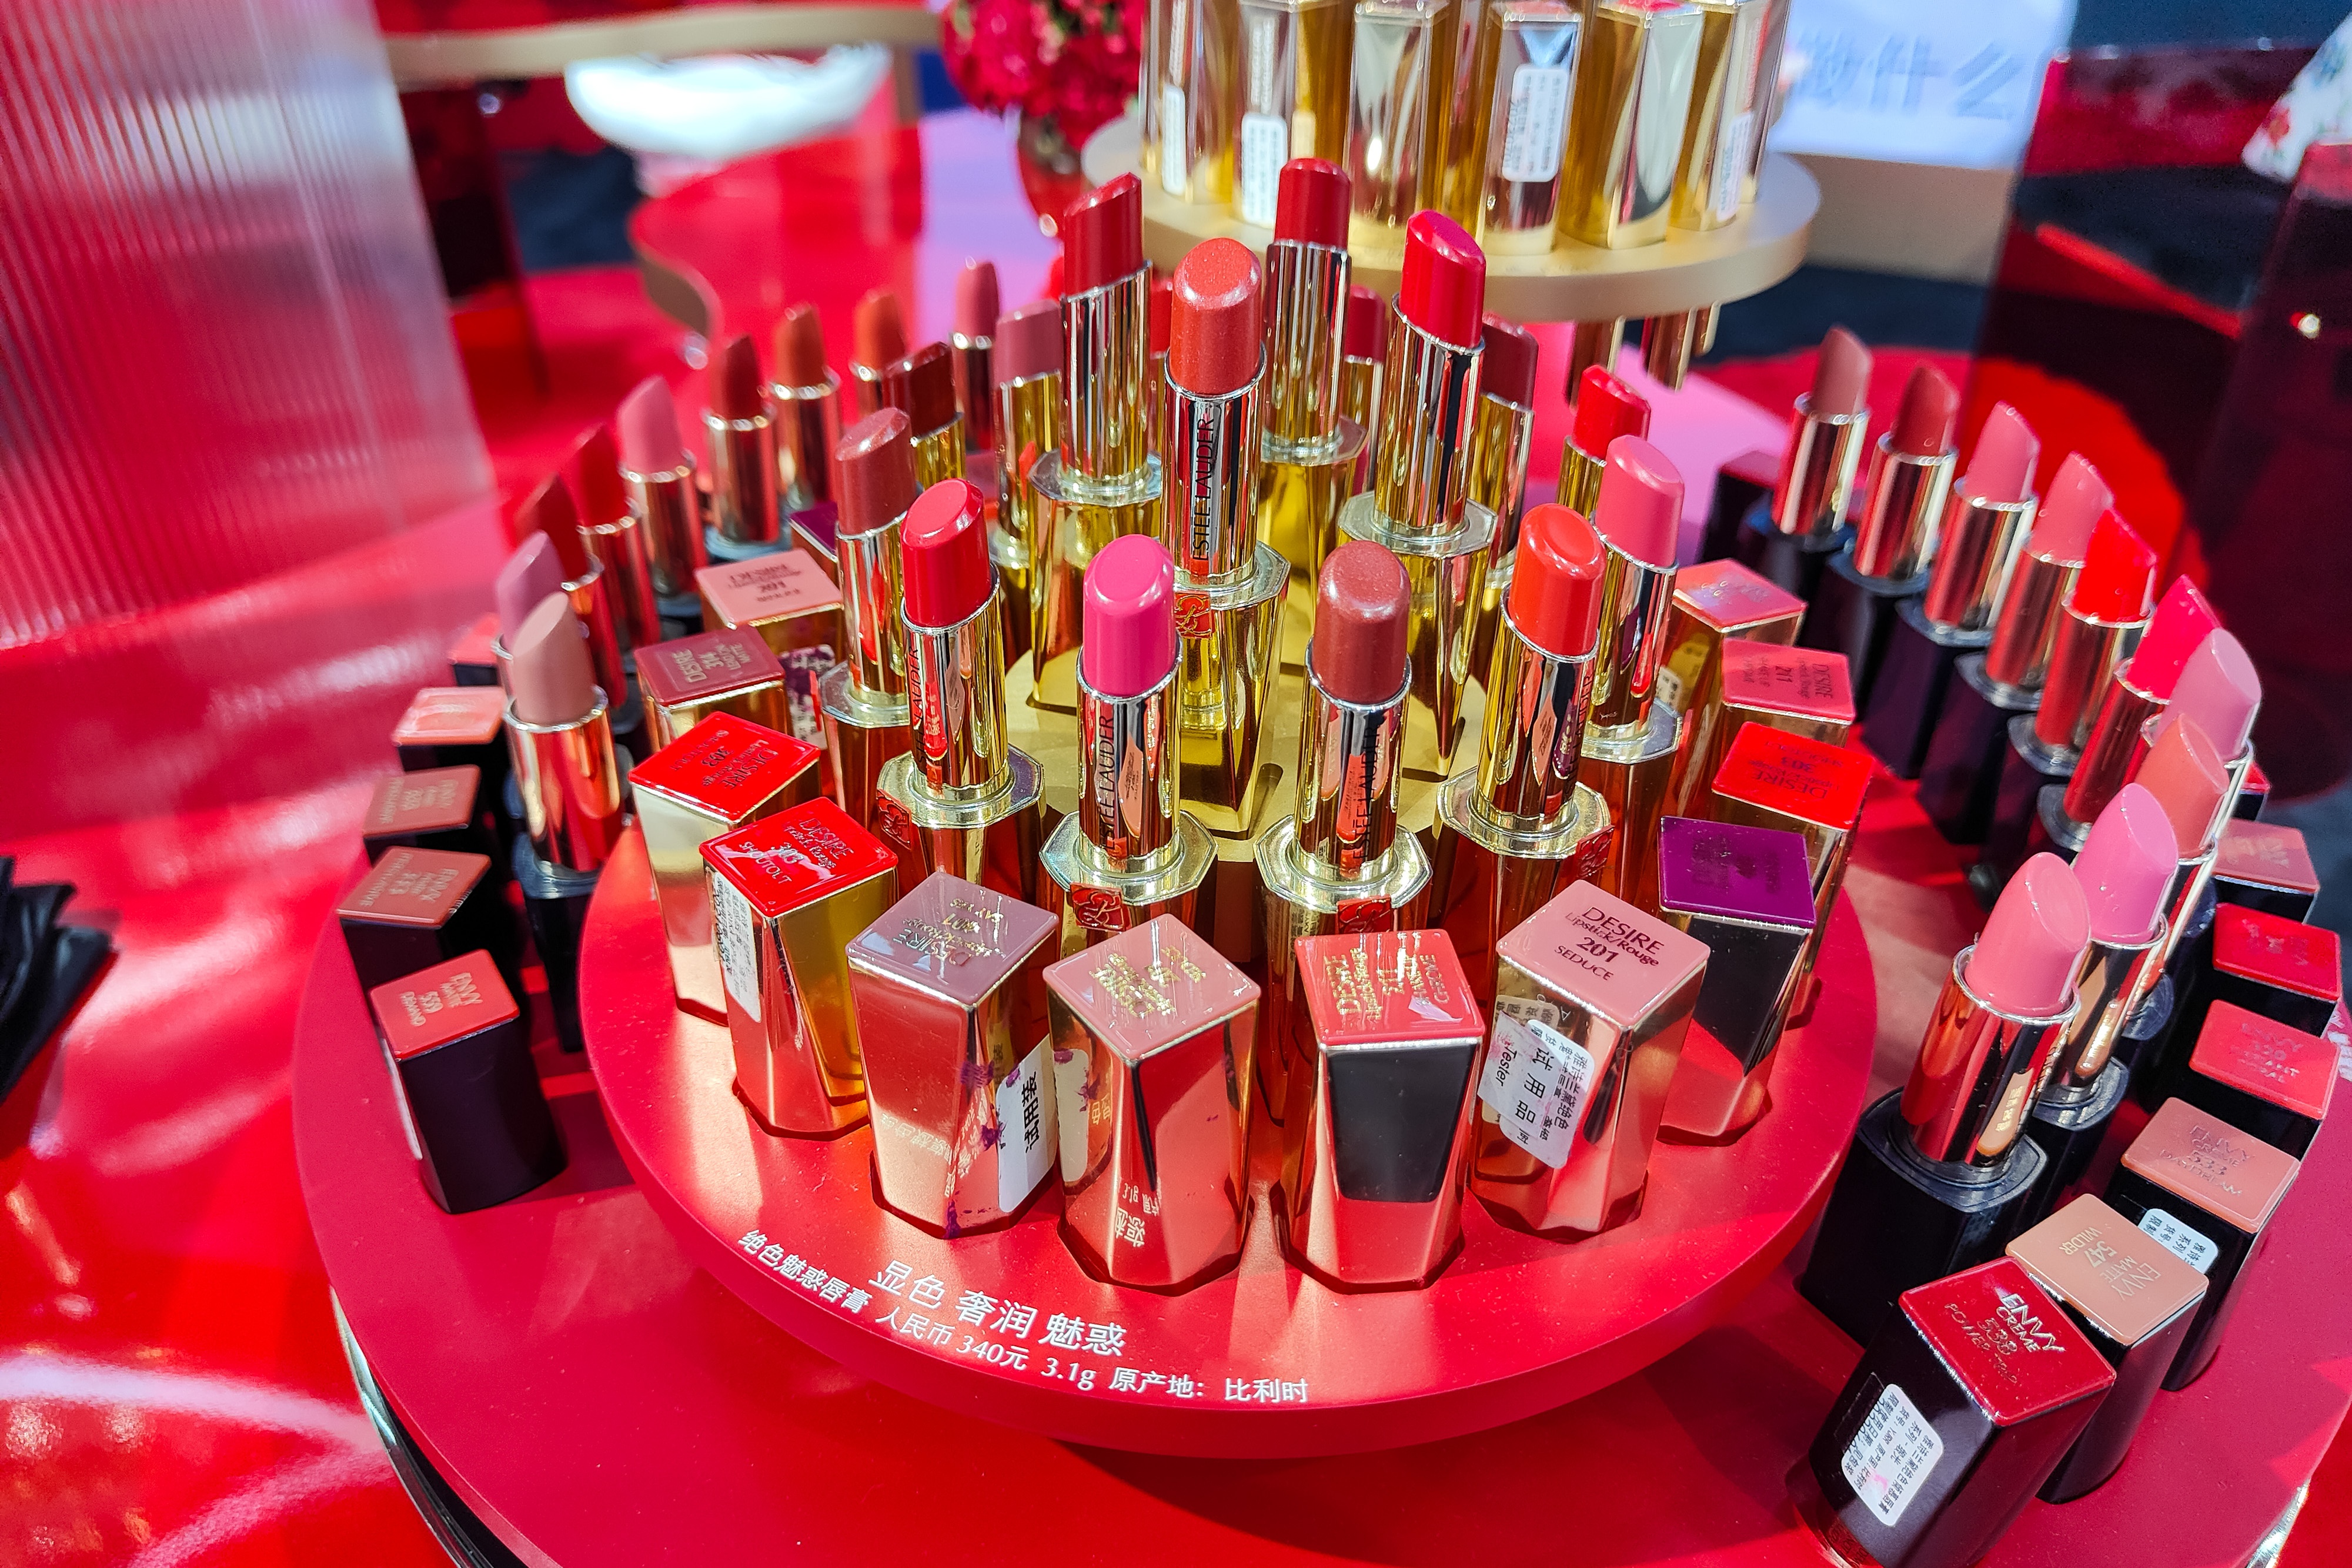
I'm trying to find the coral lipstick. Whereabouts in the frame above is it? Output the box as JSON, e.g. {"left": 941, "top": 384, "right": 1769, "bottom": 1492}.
{"left": 849, "top": 288, "right": 906, "bottom": 417}
{"left": 617, "top": 375, "right": 703, "bottom": 601}
{"left": 567, "top": 421, "right": 662, "bottom": 653}
{"left": 706, "top": 332, "right": 780, "bottom": 549}
{"left": 1558, "top": 365, "right": 1652, "bottom": 518}
{"left": 766, "top": 302, "right": 842, "bottom": 524}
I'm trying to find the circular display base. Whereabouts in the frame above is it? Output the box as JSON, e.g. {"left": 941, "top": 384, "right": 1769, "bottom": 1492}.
{"left": 1080, "top": 118, "right": 1818, "bottom": 323}
{"left": 583, "top": 830, "right": 1876, "bottom": 1456}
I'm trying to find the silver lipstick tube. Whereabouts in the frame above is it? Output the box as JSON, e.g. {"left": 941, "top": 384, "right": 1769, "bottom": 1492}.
{"left": 1902, "top": 950, "right": 2080, "bottom": 1169}
{"left": 1768, "top": 396, "right": 1869, "bottom": 540}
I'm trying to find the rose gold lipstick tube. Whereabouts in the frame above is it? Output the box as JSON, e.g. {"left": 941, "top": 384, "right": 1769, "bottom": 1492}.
{"left": 876, "top": 566, "right": 1045, "bottom": 905}
{"left": 1042, "top": 662, "right": 1215, "bottom": 952}
{"left": 767, "top": 372, "right": 841, "bottom": 518}
{"left": 2038, "top": 917, "right": 2167, "bottom": 1106}
{"left": 1644, "top": 0, "right": 1769, "bottom": 387}
{"left": 1980, "top": 539, "right": 2085, "bottom": 694}
{"left": 620, "top": 448, "right": 707, "bottom": 600}
{"left": 1769, "top": 394, "right": 1869, "bottom": 540}
{"left": 1258, "top": 230, "right": 1365, "bottom": 612}
{"left": 1920, "top": 484, "right": 2037, "bottom": 634}
{"left": 504, "top": 685, "right": 626, "bottom": 873}
{"left": 1852, "top": 436, "right": 1956, "bottom": 581}
{"left": 554, "top": 558, "right": 629, "bottom": 713}
{"left": 1902, "top": 950, "right": 2082, "bottom": 1169}
{"left": 2032, "top": 603, "right": 2149, "bottom": 764}
{"left": 1432, "top": 607, "right": 1614, "bottom": 999}
{"left": 2059, "top": 664, "right": 2165, "bottom": 828}
{"left": 1030, "top": 267, "right": 1164, "bottom": 710}
{"left": 818, "top": 474, "right": 914, "bottom": 835}
{"left": 1578, "top": 527, "right": 1680, "bottom": 911}
{"left": 1170, "top": 353, "right": 1291, "bottom": 835}
{"left": 1338, "top": 313, "right": 1493, "bottom": 775}
{"left": 706, "top": 403, "right": 780, "bottom": 548}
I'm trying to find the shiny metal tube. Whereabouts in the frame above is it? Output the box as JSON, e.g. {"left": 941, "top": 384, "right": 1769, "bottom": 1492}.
{"left": 904, "top": 586, "right": 1011, "bottom": 798}
{"left": 1981, "top": 544, "right": 2083, "bottom": 693}
{"left": 705, "top": 408, "right": 780, "bottom": 546}
{"left": 835, "top": 495, "right": 907, "bottom": 701}
{"left": 2060, "top": 667, "right": 2163, "bottom": 825}
{"left": 1768, "top": 396, "right": 1867, "bottom": 540}
{"left": 1901, "top": 949, "right": 2079, "bottom": 1168}
{"left": 619, "top": 458, "right": 705, "bottom": 599}
{"left": 2039, "top": 920, "right": 2167, "bottom": 1102}
{"left": 1297, "top": 661, "right": 1406, "bottom": 876}
{"left": 950, "top": 333, "right": 994, "bottom": 452}
{"left": 1169, "top": 363, "right": 1264, "bottom": 579}
{"left": 1476, "top": 608, "right": 1596, "bottom": 827}
{"left": 1920, "top": 489, "right": 2036, "bottom": 633}
{"left": 769, "top": 378, "right": 841, "bottom": 514}
{"left": 1062, "top": 269, "right": 1154, "bottom": 486}
{"left": 558, "top": 560, "right": 627, "bottom": 709}
{"left": 1587, "top": 538, "right": 1676, "bottom": 732}
{"left": 1077, "top": 664, "right": 1182, "bottom": 871}
{"left": 1262, "top": 238, "right": 1351, "bottom": 452}
{"left": 1370, "top": 314, "right": 1483, "bottom": 537}
{"left": 1852, "top": 439, "right": 1956, "bottom": 580}
{"left": 582, "top": 509, "right": 662, "bottom": 652}
{"left": 506, "top": 693, "right": 625, "bottom": 873}
{"left": 2033, "top": 607, "right": 2147, "bottom": 758}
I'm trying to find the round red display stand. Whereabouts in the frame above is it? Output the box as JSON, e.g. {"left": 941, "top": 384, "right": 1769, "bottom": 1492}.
{"left": 583, "top": 834, "right": 1877, "bottom": 1456}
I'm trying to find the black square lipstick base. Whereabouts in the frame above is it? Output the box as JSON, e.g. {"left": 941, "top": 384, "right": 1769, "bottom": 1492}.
{"left": 513, "top": 837, "right": 601, "bottom": 1054}
{"left": 1862, "top": 604, "right": 1989, "bottom": 780}
{"left": 1800, "top": 552, "right": 1926, "bottom": 716}
{"left": 1916, "top": 655, "right": 2037, "bottom": 848}
{"left": 1732, "top": 509, "right": 1852, "bottom": 607}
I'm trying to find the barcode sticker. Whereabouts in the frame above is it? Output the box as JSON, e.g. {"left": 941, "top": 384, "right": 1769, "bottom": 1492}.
{"left": 1499, "top": 65, "right": 1573, "bottom": 184}
{"left": 1238, "top": 112, "right": 1287, "bottom": 226}
{"left": 1842, "top": 1382, "right": 1944, "bottom": 1527}
{"left": 2137, "top": 1206, "right": 2220, "bottom": 1273}
{"left": 1712, "top": 111, "right": 1755, "bottom": 221}
{"left": 1477, "top": 1014, "right": 1594, "bottom": 1168}
{"left": 995, "top": 1038, "right": 1057, "bottom": 1212}
{"left": 1161, "top": 86, "right": 1188, "bottom": 195}
{"left": 713, "top": 874, "right": 763, "bottom": 1023}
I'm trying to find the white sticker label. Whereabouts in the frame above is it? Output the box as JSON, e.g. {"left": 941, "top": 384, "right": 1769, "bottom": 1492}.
{"left": 1712, "top": 110, "right": 1755, "bottom": 221}
{"left": 1498, "top": 65, "right": 1573, "bottom": 183}
{"left": 1842, "top": 1382, "right": 1944, "bottom": 1527}
{"left": 713, "top": 875, "right": 763, "bottom": 1023}
{"left": 995, "top": 1038, "right": 1057, "bottom": 1212}
{"left": 1238, "top": 112, "right": 1287, "bottom": 226}
{"left": 1054, "top": 1044, "right": 1094, "bottom": 1183}
{"left": 2137, "top": 1206, "right": 2220, "bottom": 1274}
{"left": 1477, "top": 1014, "right": 1594, "bottom": 1168}
{"left": 1160, "top": 86, "right": 1188, "bottom": 195}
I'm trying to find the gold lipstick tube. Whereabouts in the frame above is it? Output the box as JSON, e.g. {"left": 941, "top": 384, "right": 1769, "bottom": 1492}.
{"left": 1475, "top": 2, "right": 1583, "bottom": 254}
{"left": 1642, "top": 0, "right": 1766, "bottom": 385}
{"left": 706, "top": 403, "right": 780, "bottom": 547}
{"left": 876, "top": 576, "right": 1046, "bottom": 905}
{"left": 1258, "top": 232, "right": 1363, "bottom": 667}
{"left": 1234, "top": 0, "right": 1355, "bottom": 225}
{"left": 1041, "top": 663, "right": 1215, "bottom": 952}
{"left": 1432, "top": 607, "right": 1615, "bottom": 1001}
{"left": 2039, "top": 918, "right": 2167, "bottom": 1105}
{"left": 818, "top": 484, "right": 914, "bottom": 834}
{"left": 583, "top": 505, "right": 663, "bottom": 655}
{"left": 883, "top": 352, "right": 967, "bottom": 490}
{"left": 1556, "top": 435, "right": 1609, "bottom": 520}
{"left": 1901, "top": 949, "right": 2080, "bottom": 1168}
{"left": 1852, "top": 439, "right": 1956, "bottom": 581}
{"left": 1706, "top": 721, "right": 1873, "bottom": 984}
{"left": 1339, "top": 341, "right": 1382, "bottom": 489}
{"left": 1658, "top": 559, "right": 1805, "bottom": 814}
{"left": 1563, "top": 320, "right": 1625, "bottom": 402}
{"left": 767, "top": 373, "right": 841, "bottom": 517}
{"left": 1029, "top": 270, "right": 1165, "bottom": 710}
{"left": 633, "top": 714, "right": 822, "bottom": 1019}
{"left": 620, "top": 451, "right": 707, "bottom": 600}
{"left": 1561, "top": 0, "right": 1705, "bottom": 249}
{"left": 950, "top": 332, "right": 994, "bottom": 457}
{"left": 504, "top": 686, "right": 626, "bottom": 874}
{"left": 636, "top": 626, "right": 790, "bottom": 751}
{"left": 1256, "top": 660, "right": 1435, "bottom": 1109}
{"left": 1465, "top": 379, "right": 1535, "bottom": 676}
{"left": 1981, "top": 540, "right": 2083, "bottom": 693}
{"left": 1150, "top": 0, "right": 1241, "bottom": 205}
{"left": 2060, "top": 666, "right": 2164, "bottom": 828}
{"left": 1471, "top": 880, "right": 1709, "bottom": 1236}
{"left": 1577, "top": 525, "right": 1680, "bottom": 910}
{"left": 1345, "top": 0, "right": 1459, "bottom": 252}
{"left": 1435, "top": 0, "right": 1501, "bottom": 228}
{"left": 1169, "top": 358, "right": 1292, "bottom": 834}
{"left": 704, "top": 801, "right": 900, "bottom": 1137}
{"left": 1279, "top": 930, "right": 1485, "bottom": 1289}
{"left": 1045, "top": 916, "right": 1263, "bottom": 1292}
{"left": 1338, "top": 313, "right": 1494, "bottom": 775}
{"left": 1743, "top": 0, "right": 1790, "bottom": 205}
{"left": 1770, "top": 395, "right": 1869, "bottom": 540}
{"left": 2032, "top": 604, "right": 2148, "bottom": 763}
{"left": 994, "top": 363, "right": 1060, "bottom": 663}
{"left": 1922, "top": 487, "right": 2037, "bottom": 633}
{"left": 847, "top": 872, "right": 1061, "bottom": 1236}
{"left": 550, "top": 558, "right": 629, "bottom": 717}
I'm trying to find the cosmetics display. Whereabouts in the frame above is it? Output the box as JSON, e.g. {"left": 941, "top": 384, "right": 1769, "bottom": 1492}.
{"left": 1705, "top": 722, "right": 1873, "bottom": 982}
{"left": 2141, "top": 903, "right": 2343, "bottom": 1110}
{"left": 567, "top": 421, "right": 664, "bottom": 656}
{"left": 820, "top": 410, "right": 919, "bottom": 833}
{"left": 705, "top": 333, "right": 782, "bottom": 554}
{"left": 446, "top": 613, "right": 501, "bottom": 688}
{"left": 1464, "top": 313, "right": 1537, "bottom": 676}
{"left": 339, "top": 844, "right": 520, "bottom": 1008}
{"left": 2176, "top": 1000, "right": 2334, "bottom": 1160}
{"left": 767, "top": 303, "right": 843, "bottom": 537}
{"left": 1735, "top": 326, "right": 1870, "bottom": 601}
{"left": 992, "top": 299, "right": 1063, "bottom": 660}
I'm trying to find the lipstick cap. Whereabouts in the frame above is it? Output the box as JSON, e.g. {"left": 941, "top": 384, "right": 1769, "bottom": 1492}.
{"left": 2006, "top": 1195, "right": 2209, "bottom": 1502}
{"left": 694, "top": 550, "right": 846, "bottom": 747}
{"left": 2181, "top": 999, "right": 2334, "bottom": 1158}
{"left": 636, "top": 627, "right": 791, "bottom": 751}
{"left": 634, "top": 715, "right": 824, "bottom": 1019}
{"left": 2104, "top": 1099, "right": 2298, "bottom": 1389}
{"left": 392, "top": 686, "right": 509, "bottom": 794}
{"left": 1559, "top": 0, "right": 1707, "bottom": 249}
{"left": 1706, "top": 723, "right": 1873, "bottom": 975}
{"left": 2204, "top": 904, "right": 2342, "bottom": 1038}
{"left": 1688, "top": 638, "right": 1856, "bottom": 815}
{"left": 367, "top": 953, "right": 563, "bottom": 1213}
{"left": 2212, "top": 820, "right": 2318, "bottom": 921}
{"left": 847, "top": 873, "right": 1061, "bottom": 1236}
{"left": 360, "top": 765, "right": 492, "bottom": 865}
{"left": 703, "top": 800, "right": 901, "bottom": 1136}
{"left": 1471, "top": 881, "right": 1708, "bottom": 1236}
{"left": 1279, "top": 930, "right": 1485, "bottom": 1290}
{"left": 446, "top": 611, "right": 502, "bottom": 687}
{"left": 1655, "top": 817, "right": 1816, "bottom": 1139}
{"left": 1659, "top": 560, "right": 1806, "bottom": 813}
{"left": 1792, "top": 1259, "right": 2114, "bottom": 1567}
{"left": 1044, "top": 915, "right": 1261, "bottom": 1292}
{"left": 338, "top": 847, "right": 520, "bottom": 1005}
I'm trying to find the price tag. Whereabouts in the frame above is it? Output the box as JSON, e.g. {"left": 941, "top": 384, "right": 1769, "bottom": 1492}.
{"left": 1712, "top": 111, "right": 1755, "bottom": 221}
{"left": 1841, "top": 1382, "right": 1945, "bottom": 1527}
{"left": 2137, "top": 1207, "right": 2220, "bottom": 1274}
{"left": 1238, "top": 112, "right": 1287, "bottom": 226}
{"left": 1476, "top": 1014, "right": 1594, "bottom": 1168}
{"left": 995, "top": 1038, "right": 1057, "bottom": 1212}
{"left": 1498, "top": 65, "right": 1572, "bottom": 184}
{"left": 1160, "top": 86, "right": 1188, "bottom": 196}
{"left": 713, "top": 875, "right": 762, "bottom": 1022}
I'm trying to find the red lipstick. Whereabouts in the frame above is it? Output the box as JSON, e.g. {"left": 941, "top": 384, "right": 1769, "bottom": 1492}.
{"left": 1169, "top": 239, "right": 1261, "bottom": 396}
{"left": 1344, "top": 285, "right": 1385, "bottom": 360}
{"left": 1063, "top": 174, "right": 1145, "bottom": 294}
{"left": 1509, "top": 504, "right": 1608, "bottom": 660}
{"left": 616, "top": 375, "right": 703, "bottom": 600}
{"left": 900, "top": 477, "right": 992, "bottom": 628}
{"left": 878, "top": 342, "right": 964, "bottom": 489}
{"left": 764, "top": 303, "right": 841, "bottom": 523}
{"left": 1558, "top": 365, "right": 1652, "bottom": 517}
{"left": 1258, "top": 158, "right": 1364, "bottom": 626}
{"left": 1396, "top": 211, "right": 1485, "bottom": 350}
{"left": 520, "top": 469, "right": 589, "bottom": 579}
{"left": 1312, "top": 541, "right": 1411, "bottom": 704}
{"left": 706, "top": 333, "right": 780, "bottom": 547}
{"left": 1582, "top": 434, "right": 1688, "bottom": 912}
{"left": 566, "top": 420, "right": 662, "bottom": 652}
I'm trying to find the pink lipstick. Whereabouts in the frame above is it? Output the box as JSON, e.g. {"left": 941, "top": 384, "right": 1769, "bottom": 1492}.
{"left": 1580, "top": 435, "right": 1686, "bottom": 911}
{"left": 2059, "top": 576, "right": 2219, "bottom": 833}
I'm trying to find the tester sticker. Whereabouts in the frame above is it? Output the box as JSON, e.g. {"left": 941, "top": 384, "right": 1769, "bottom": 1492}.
{"left": 2137, "top": 1207, "right": 2220, "bottom": 1274}
{"left": 713, "top": 875, "right": 763, "bottom": 1022}
{"left": 1478, "top": 1014, "right": 1594, "bottom": 1168}
{"left": 995, "top": 1039, "right": 1057, "bottom": 1213}
{"left": 1842, "top": 1382, "right": 1944, "bottom": 1527}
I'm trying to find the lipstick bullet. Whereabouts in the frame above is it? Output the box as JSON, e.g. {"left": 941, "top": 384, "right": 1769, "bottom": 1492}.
{"left": 992, "top": 300, "right": 1063, "bottom": 664}
{"left": 1658, "top": 559, "right": 1805, "bottom": 815}
{"left": 567, "top": 421, "right": 664, "bottom": 656}
{"left": 1555, "top": 363, "right": 1651, "bottom": 519}
{"left": 819, "top": 410, "right": 917, "bottom": 833}
{"left": 1232, "top": 2, "right": 1354, "bottom": 227}
{"left": 706, "top": 333, "right": 781, "bottom": 553}
{"left": 1465, "top": 314, "right": 1539, "bottom": 678}
{"left": 848, "top": 288, "right": 906, "bottom": 419}
{"left": 634, "top": 626, "right": 790, "bottom": 751}
{"left": 617, "top": 375, "right": 708, "bottom": 611}
{"left": 517, "top": 473, "right": 632, "bottom": 732}
{"left": 768, "top": 302, "right": 843, "bottom": 533}
{"left": 878, "top": 341, "right": 966, "bottom": 490}
{"left": 1737, "top": 325, "right": 1870, "bottom": 602}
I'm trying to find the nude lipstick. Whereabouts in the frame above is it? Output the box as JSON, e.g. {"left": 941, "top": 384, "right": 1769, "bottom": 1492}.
{"left": 849, "top": 287, "right": 906, "bottom": 417}
{"left": 1808, "top": 363, "right": 1959, "bottom": 710}
{"left": 1555, "top": 364, "right": 1651, "bottom": 519}
{"left": 1257, "top": 542, "right": 1434, "bottom": 1111}
{"left": 1742, "top": 325, "right": 1870, "bottom": 600}
{"left": 617, "top": 375, "right": 706, "bottom": 607}
{"left": 1432, "top": 503, "right": 1614, "bottom": 1000}
{"left": 2156, "top": 628, "right": 2262, "bottom": 829}
{"left": 706, "top": 333, "right": 781, "bottom": 553}
{"left": 873, "top": 479, "right": 1044, "bottom": 903}
{"left": 1029, "top": 175, "right": 1164, "bottom": 710}
{"left": 1862, "top": 400, "right": 2040, "bottom": 780}
{"left": 818, "top": 410, "right": 917, "bottom": 832}
{"left": 992, "top": 300, "right": 1063, "bottom": 663}
{"left": 567, "top": 421, "right": 663, "bottom": 654}
{"left": 491, "top": 530, "right": 567, "bottom": 693}
{"left": 1257, "top": 159, "right": 1366, "bottom": 603}
{"left": 1164, "top": 238, "right": 1291, "bottom": 837}
{"left": 1041, "top": 534, "right": 1214, "bottom": 951}
{"left": 1579, "top": 436, "right": 1686, "bottom": 912}
{"left": 767, "top": 302, "right": 843, "bottom": 530}
{"left": 1800, "top": 851, "right": 2092, "bottom": 1343}
{"left": 1337, "top": 211, "right": 1493, "bottom": 777}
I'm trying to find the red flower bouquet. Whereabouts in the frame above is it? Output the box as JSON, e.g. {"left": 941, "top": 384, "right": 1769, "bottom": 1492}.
{"left": 941, "top": 0, "right": 1141, "bottom": 146}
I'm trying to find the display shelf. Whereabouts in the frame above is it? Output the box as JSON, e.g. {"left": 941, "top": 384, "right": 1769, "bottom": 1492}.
{"left": 1080, "top": 118, "right": 1818, "bottom": 323}
{"left": 583, "top": 831, "right": 1874, "bottom": 1456}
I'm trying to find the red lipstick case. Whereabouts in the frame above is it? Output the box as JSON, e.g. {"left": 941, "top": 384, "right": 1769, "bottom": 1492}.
{"left": 366, "top": 953, "right": 565, "bottom": 1214}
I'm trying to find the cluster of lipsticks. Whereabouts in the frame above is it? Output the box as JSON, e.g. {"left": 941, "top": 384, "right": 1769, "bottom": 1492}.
{"left": 1147, "top": 0, "right": 1784, "bottom": 390}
